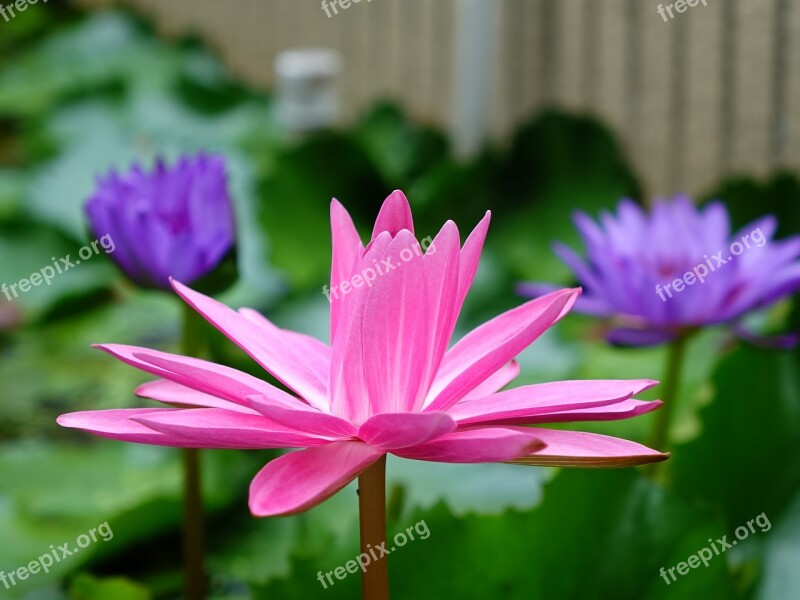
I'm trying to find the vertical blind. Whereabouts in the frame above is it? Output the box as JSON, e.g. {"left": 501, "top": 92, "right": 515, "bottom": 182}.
{"left": 77, "top": 0, "right": 800, "bottom": 197}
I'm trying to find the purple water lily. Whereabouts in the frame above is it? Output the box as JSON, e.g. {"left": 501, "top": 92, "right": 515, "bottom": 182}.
{"left": 520, "top": 196, "right": 800, "bottom": 347}
{"left": 85, "top": 153, "right": 236, "bottom": 290}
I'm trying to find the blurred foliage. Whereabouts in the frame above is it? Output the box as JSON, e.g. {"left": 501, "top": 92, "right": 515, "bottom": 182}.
{"left": 703, "top": 173, "right": 800, "bottom": 237}
{"left": 69, "top": 574, "right": 151, "bottom": 600}
{"left": 0, "top": 6, "right": 797, "bottom": 600}
{"left": 672, "top": 345, "right": 800, "bottom": 530}
{"left": 252, "top": 469, "right": 737, "bottom": 600}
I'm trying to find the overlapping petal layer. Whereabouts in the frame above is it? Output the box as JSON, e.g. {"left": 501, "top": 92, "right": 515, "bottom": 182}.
{"left": 60, "top": 190, "right": 667, "bottom": 516}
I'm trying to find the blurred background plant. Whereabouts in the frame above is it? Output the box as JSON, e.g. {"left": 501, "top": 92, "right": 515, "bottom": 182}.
{"left": 0, "top": 2, "right": 798, "bottom": 599}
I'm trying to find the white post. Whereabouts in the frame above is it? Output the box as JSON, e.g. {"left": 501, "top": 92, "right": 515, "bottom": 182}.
{"left": 451, "top": 0, "right": 498, "bottom": 159}
{"left": 274, "top": 48, "right": 343, "bottom": 132}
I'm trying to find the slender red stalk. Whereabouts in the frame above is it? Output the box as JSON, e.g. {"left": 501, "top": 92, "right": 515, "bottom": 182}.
{"left": 358, "top": 455, "right": 389, "bottom": 600}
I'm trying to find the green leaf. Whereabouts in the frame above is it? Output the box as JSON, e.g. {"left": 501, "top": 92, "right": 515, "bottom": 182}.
{"left": 672, "top": 345, "right": 800, "bottom": 528}
{"left": 0, "top": 441, "right": 259, "bottom": 595}
{"left": 0, "top": 1, "right": 69, "bottom": 58}
{"left": 0, "top": 220, "right": 116, "bottom": 322}
{"left": 491, "top": 111, "right": 642, "bottom": 283}
{"left": 251, "top": 469, "right": 737, "bottom": 600}
{"left": 0, "top": 12, "right": 182, "bottom": 118}
{"left": 0, "top": 289, "right": 178, "bottom": 438}
{"left": 757, "top": 489, "right": 800, "bottom": 599}
{"left": 387, "top": 458, "right": 551, "bottom": 518}
{"left": 256, "top": 132, "right": 383, "bottom": 290}
{"left": 703, "top": 173, "right": 800, "bottom": 237}
{"left": 563, "top": 328, "right": 727, "bottom": 444}
{"left": 352, "top": 103, "right": 448, "bottom": 185}
{"left": 0, "top": 169, "right": 26, "bottom": 222}
{"left": 176, "top": 45, "right": 258, "bottom": 115}
{"left": 69, "top": 573, "right": 151, "bottom": 600}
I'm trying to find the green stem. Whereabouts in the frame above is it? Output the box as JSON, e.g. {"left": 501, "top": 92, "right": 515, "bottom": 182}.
{"left": 358, "top": 456, "right": 389, "bottom": 600}
{"left": 648, "top": 335, "right": 689, "bottom": 452}
{"left": 181, "top": 304, "right": 207, "bottom": 600}
{"left": 182, "top": 447, "right": 205, "bottom": 599}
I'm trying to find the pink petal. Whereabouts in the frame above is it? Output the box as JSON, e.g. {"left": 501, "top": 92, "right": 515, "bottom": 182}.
{"left": 415, "top": 221, "right": 463, "bottom": 409}
{"left": 57, "top": 409, "right": 207, "bottom": 447}
{"left": 132, "top": 408, "right": 339, "bottom": 449}
{"left": 457, "top": 211, "right": 491, "bottom": 310}
{"left": 458, "top": 361, "right": 520, "bottom": 402}
{"left": 361, "top": 230, "right": 433, "bottom": 414}
{"left": 358, "top": 412, "right": 456, "bottom": 450}
{"left": 239, "top": 307, "right": 331, "bottom": 385}
{"left": 328, "top": 232, "right": 391, "bottom": 423}
{"left": 134, "top": 348, "right": 305, "bottom": 410}
{"left": 371, "top": 190, "right": 414, "bottom": 239}
{"left": 425, "top": 288, "right": 580, "bottom": 412}
{"left": 510, "top": 428, "right": 668, "bottom": 467}
{"left": 249, "top": 441, "right": 385, "bottom": 516}
{"left": 330, "top": 199, "right": 365, "bottom": 341}
{"left": 523, "top": 399, "right": 663, "bottom": 424}
{"left": 170, "top": 280, "right": 329, "bottom": 410}
{"left": 392, "top": 427, "right": 545, "bottom": 463}
{"left": 247, "top": 395, "right": 357, "bottom": 438}
{"left": 447, "top": 379, "right": 658, "bottom": 426}
{"left": 95, "top": 343, "right": 291, "bottom": 408}
{"left": 136, "top": 380, "right": 260, "bottom": 414}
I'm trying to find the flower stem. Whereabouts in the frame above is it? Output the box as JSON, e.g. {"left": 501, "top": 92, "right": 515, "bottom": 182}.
{"left": 358, "top": 455, "right": 389, "bottom": 600}
{"left": 181, "top": 304, "right": 207, "bottom": 599}
{"left": 648, "top": 335, "right": 689, "bottom": 453}
{"left": 182, "top": 447, "right": 205, "bottom": 599}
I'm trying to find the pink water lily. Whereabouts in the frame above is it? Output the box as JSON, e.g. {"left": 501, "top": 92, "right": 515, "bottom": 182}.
{"left": 58, "top": 191, "right": 667, "bottom": 517}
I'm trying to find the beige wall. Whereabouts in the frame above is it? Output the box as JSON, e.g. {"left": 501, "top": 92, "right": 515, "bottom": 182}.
{"left": 75, "top": 0, "right": 800, "bottom": 197}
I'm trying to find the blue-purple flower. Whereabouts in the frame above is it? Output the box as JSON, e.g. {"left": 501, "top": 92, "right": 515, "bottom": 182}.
{"left": 520, "top": 196, "right": 800, "bottom": 346}
{"left": 85, "top": 153, "right": 236, "bottom": 290}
